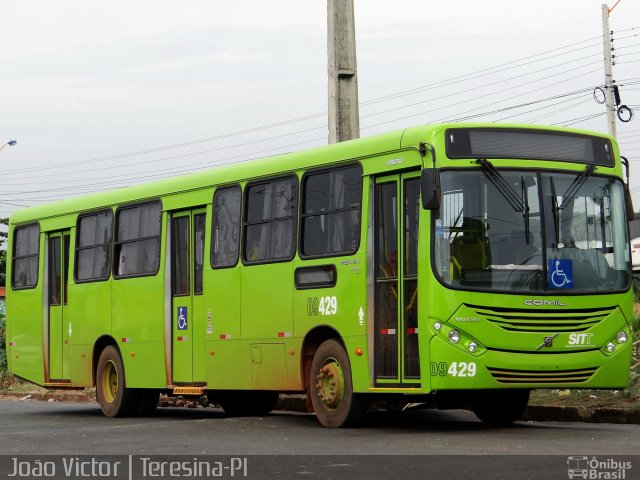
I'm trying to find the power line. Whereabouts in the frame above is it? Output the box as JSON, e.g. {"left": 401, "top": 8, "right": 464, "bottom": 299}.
{"left": 520, "top": 96, "right": 594, "bottom": 123}
{"left": 359, "top": 38, "right": 603, "bottom": 107}
{"left": 5, "top": 32, "right": 636, "bottom": 208}
{"left": 1, "top": 35, "right": 608, "bottom": 177}
{"left": 358, "top": 57, "right": 601, "bottom": 122}
{"left": 0, "top": 124, "right": 327, "bottom": 183}
{"left": 2, "top": 55, "right": 607, "bottom": 185}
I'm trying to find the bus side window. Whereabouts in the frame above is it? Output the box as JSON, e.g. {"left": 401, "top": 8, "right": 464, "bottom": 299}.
{"left": 76, "top": 210, "right": 113, "bottom": 282}
{"left": 211, "top": 186, "right": 241, "bottom": 269}
{"left": 243, "top": 176, "right": 298, "bottom": 264}
{"left": 114, "top": 202, "right": 161, "bottom": 278}
{"left": 12, "top": 224, "right": 40, "bottom": 289}
{"left": 300, "top": 164, "right": 362, "bottom": 258}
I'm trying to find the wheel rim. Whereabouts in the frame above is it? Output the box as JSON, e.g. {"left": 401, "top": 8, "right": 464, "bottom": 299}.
{"left": 315, "top": 357, "right": 345, "bottom": 411}
{"left": 101, "top": 360, "right": 118, "bottom": 404}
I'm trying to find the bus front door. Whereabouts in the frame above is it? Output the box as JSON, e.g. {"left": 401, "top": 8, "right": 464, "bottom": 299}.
{"left": 170, "top": 209, "right": 207, "bottom": 384}
{"left": 48, "top": 231, "right": 70, "bottom": 381}
{"left": 374, "top": 173, "right": 421, "bottom": 386}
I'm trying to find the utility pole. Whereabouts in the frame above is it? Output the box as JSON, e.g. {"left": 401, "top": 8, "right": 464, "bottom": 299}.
{"left": 602, "top": 3, "right": 617, "bottom": 137}
{"left": 328, "top": 0, "right": 360, "bottom": 144}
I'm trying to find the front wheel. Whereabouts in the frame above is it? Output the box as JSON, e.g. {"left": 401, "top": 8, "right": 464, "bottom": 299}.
{"left": 95, "top": 345, "right": 140, "bottom": 417}
{"left": 471, "top": 389, "right": 530, "bottom": 425}
{"left": 309, "top": 339, "right": 366, "bottom": 428}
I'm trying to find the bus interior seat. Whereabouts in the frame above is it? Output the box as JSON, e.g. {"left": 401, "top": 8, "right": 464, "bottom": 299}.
{"left": 450, "top": 218, "right": 489, "bottom": 280}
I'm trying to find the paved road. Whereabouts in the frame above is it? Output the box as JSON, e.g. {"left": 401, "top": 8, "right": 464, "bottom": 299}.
{"left": 1, "top": 399, "right": 638, "bottom": 479}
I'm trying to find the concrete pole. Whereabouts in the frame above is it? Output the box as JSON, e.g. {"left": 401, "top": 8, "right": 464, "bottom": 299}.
{"left": 602, "top": 4, "right": 617, "bottom": 137}
{"left": 328, "top": 0, "right": 360, "bottom": 144}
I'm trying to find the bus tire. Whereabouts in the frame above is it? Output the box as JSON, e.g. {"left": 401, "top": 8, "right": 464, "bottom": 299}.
{"left": 95, "top": 345, "right": 140, "bottom": 417}
{"left": 135, "top": 389, "right": 159, "bottom": 416}
{"left": 471, "top": 389, "right": 530, "bottom": 425}
{"left": 309, "top": 339, "right": 365, "bottom": 428}
{"left": 219, "top": 391, "right": 279, "bottom": 417}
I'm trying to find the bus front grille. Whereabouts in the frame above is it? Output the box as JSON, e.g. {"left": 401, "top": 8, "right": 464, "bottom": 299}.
{"left": 487, "top": 366, "right": 598, "bottom": 384}
{"left": 468, "top": 305, "right": 614, "bottom": 333}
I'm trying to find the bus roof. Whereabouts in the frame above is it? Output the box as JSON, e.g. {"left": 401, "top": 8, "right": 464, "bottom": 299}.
{"left": 9, "top": 122, "right": 615, "bottom": 225}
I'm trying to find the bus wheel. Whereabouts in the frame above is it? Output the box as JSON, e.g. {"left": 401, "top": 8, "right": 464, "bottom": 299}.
{"left": 309, "top": 339, "right": 365, "bottom": 428}
{"left": 219, "top": 391, "right": 279, "bottom": 417}
{"left": 135, "top": 390, "right": 159, "bottom": 416}
{"left": 471, "top": 389, "right": 530, "bottom": 425}
{"left": 95, "top": 345, "right": 139, "bottom": 417}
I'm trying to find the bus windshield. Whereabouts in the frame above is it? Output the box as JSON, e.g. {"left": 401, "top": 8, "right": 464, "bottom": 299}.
{"left": 434, "top": 169, "right": 630, "bottom": 293}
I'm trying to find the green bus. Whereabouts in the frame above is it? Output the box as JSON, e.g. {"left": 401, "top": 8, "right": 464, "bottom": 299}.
{"left": 6, "top": 123, "right": 634, "bottom": 427}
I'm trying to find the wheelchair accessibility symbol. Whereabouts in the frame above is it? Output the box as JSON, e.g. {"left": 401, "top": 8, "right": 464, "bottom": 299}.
{"left": 548, "top": 259, "right": 573, "bottom": 289}
{"left": 177, "top": 306, "right": 188, "bottom": 330}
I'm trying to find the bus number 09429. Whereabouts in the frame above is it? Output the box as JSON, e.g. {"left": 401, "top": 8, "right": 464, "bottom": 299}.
{"left": 430, "top": 362, "right": 476, "bottom": 377}
{"left": 307, "top": 296, "right": 338, "bottom": 316}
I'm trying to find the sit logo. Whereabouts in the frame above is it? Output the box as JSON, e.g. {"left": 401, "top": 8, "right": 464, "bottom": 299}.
{"left": 567, "top": 333, "right": 593, "bottom": 347}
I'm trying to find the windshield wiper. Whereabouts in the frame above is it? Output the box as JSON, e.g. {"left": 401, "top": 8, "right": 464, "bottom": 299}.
{"left": 549, "top": 164, "right": 595, "bottom": 248}
{"left": 476, "top": 158, "right": 531, "bottom": 242}
{"left": 521, "top": 176, "right": 531, "bottom": 244}
{"left": 549, "top": 176, "right": 560, "bottom": 247}
{"left": 560, "top": 163, "right": 596, "bottom": 209}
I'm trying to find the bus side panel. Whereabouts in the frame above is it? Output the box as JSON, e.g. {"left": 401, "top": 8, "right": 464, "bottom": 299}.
{"left": 292, "top": 169, "right": 371, "bottom": 393}
{"left": 206, "top": 341, "right": 252, "bottom": 389}
{"left": 241, "top": 262, "right": 294, "bottom": 390}
{"left": 6, "top": 233, "right": 46, "bottom": 386}
{"left": 67, "top": 280, "right": 112, "bottom": 386}
{"left": 292, "top": 252, "right": 369, "bottom": 392}
{"left": 111, "top": 275, "right": 166, "bottom": 388}
{"left": 204, "top": 264, "right": 253, "bottom": 389}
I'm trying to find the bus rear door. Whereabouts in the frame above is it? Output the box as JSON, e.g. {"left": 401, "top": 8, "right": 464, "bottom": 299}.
{"left": 170, "top": 209, "right": 207, "bottom": 384}
{"left": 47, "top": 230, "right": 71, "bottom": 381}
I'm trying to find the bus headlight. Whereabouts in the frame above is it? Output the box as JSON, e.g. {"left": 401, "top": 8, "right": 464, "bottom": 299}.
{"left": 433, "top": 322, "right": 485, "bottom": 356}
{"left": 602, "top": 328, "right": 631, "bottom": 356}
{"left": 616, "top": 331, "right": 628, "bottom": 344}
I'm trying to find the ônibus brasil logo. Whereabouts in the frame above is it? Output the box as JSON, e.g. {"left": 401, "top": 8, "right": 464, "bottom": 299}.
{"left": 567, "top": 456, "right": 632, "bottom": 479}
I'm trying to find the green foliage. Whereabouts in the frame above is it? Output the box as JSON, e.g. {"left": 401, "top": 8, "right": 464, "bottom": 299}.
{"left": 0, "top": 249, "right": 6, "bottom": 288}
{"left": 0, "top": 216, "right": 6, "bottom": 288}
{"left": 0, "top": 217, "right": 7, "bottom": 246}
{"left": 631, "top": 312, "right": 640, "bottom": 390}
{"left": 0, "top": 317, "right": 6, "bottom": 372}
{"left": 631, "top": 281, "right": 640, "bottom": 389}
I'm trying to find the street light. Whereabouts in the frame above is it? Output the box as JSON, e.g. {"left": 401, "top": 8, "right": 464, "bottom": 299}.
{"left": 0, "top": 139, "right": 17, "bottom": 152}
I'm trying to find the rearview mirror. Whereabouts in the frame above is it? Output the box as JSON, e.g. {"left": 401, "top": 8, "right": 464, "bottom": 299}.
{"left": 626, "top": 187, "right": 634, "bottom": 222}
{"left": 421, "top": 168, "right": 441, "bottom": 210}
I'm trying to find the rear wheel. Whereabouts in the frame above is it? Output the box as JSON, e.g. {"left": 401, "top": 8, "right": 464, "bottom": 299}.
{"left": 95, "top": 345, "right": 140, "bottom": 417}
{"left": 471, "top": 389, "right": 530, "bottom": 425}
{"left": 309, "top": 339, "right": 366, "bottom": 428}
{"left": 219, "top": 391, "right": 279, "bottom": 417}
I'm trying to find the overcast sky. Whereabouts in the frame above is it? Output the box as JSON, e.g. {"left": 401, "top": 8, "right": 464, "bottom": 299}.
{"left": 0, "top": 0, "right": 639, "bottom": 216}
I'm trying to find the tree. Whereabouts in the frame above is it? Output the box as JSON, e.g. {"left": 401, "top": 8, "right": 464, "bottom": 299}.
{"left": 0, "top": 251, "right": 5, "bottom": 288}
{"left": 0, "top": 217, "right": 7, "bottom": 288}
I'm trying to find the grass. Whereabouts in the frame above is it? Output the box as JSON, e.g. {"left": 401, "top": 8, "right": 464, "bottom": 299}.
{"left": 0, "top": 370, "right": 20, "bottom": 391}
{"left": 530, "top": 389, "right": 640, "bottom": 410}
